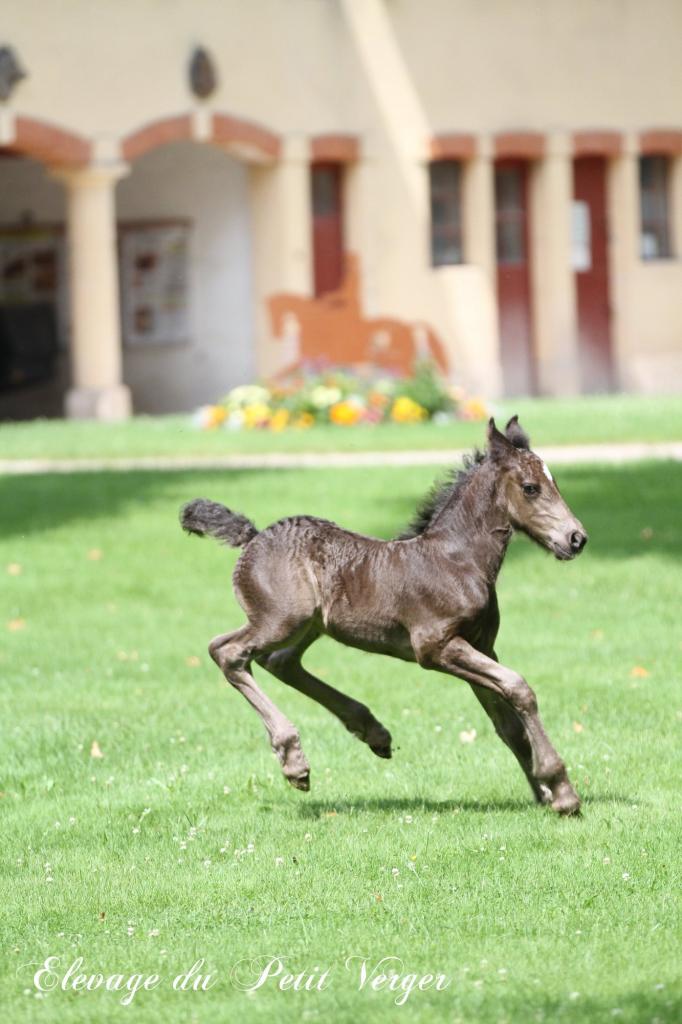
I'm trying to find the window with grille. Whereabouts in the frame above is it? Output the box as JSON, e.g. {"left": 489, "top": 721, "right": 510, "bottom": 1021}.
{"left": 639, "top": 155, "right": 672, "bottom": 260}
{"left": 429, "top": 160, "right": 463, "bottom": 266}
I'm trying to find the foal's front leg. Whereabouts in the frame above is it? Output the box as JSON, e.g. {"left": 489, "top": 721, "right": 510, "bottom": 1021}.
{"left": 426, "top": 637, "right": 579, "bottom": 814}
{"left": 209, "top": 627, "right": 311, "bottom": 790}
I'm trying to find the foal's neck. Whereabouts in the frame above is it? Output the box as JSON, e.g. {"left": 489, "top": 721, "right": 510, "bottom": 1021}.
{"left": 426, "top": 461, "right": 512, "bottom": 583}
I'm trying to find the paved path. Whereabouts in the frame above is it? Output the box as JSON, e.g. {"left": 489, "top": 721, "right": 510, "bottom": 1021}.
{"left": 1, "top": 440, "right": 682, "bottom": 475}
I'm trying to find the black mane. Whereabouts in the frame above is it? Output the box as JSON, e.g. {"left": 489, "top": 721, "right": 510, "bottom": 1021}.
{"left": 397, "top": 449, "right": 486, "bottom": 539}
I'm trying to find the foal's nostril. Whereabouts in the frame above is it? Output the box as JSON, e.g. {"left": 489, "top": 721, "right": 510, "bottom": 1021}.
{"left": 570, "top": 530, "right": 587, "bottom": 553}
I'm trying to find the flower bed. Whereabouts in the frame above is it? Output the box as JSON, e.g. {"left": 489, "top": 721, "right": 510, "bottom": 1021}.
{"left": 193, "top": 363, "right": 487, "bottom": 431}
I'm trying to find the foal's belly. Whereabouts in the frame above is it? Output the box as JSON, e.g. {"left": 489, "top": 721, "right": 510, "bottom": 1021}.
{"left": 323, "top": 616, "right": 416, "bottom": 662}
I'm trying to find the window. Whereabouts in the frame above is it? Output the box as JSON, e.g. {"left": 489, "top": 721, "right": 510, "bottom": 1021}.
{"left": 429, "top": 160, "right": 463, "bottom": 266}
{"left": 639, "top": 155, "right": 672, "bottom": 260}
{"left": 495, "top": 164, "right": 526, "bottom": 265}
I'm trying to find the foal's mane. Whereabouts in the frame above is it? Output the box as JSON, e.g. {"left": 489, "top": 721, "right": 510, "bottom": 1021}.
{"left": 397, "top": 449, "right": 487, "bottom": 539}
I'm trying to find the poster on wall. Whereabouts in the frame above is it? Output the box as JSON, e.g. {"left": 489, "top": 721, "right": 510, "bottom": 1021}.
{"left": 119, "top": 222, "right": 191, "bottom": 346}
{"left": 0, "top": 225, "right": 69, "bottom": 347}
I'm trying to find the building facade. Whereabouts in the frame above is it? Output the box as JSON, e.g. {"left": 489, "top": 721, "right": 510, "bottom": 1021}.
{"left": 1, "top": 0, "right": 681, "bottom": 419}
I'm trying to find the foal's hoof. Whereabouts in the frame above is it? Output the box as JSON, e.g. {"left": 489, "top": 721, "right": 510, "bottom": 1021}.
{"left": 370, "top": 742, "right": 392, "bottom": 759}
{"left": 287, "top": 771, "right": 310, "bottom": 792}
{"left": 550, "top": 783, "right": 581, "bottom": 816}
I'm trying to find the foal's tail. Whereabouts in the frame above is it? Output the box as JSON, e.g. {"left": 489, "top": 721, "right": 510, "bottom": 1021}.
{"left": 180, "top": 498, "right": 259, "bottom": 548}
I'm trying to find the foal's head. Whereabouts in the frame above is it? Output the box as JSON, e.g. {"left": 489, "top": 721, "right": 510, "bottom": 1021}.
{"left": 489, "top": 416, "right": 588, "bottom": 560}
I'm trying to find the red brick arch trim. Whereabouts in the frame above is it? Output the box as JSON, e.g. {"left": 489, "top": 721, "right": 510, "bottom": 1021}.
{"left": 494, "top": 132, "right": 545, "bottom": 160}
{"left": 121, "top": 115, "right": 192, "bottom": 162}
{"left": 639, "top": 130, "right": 682, "bottom": 155}
{"left": 311, "top": 135, "right": 359, "bottom": 162}
{"left": 212, "top": 113, "right": 280, "bottom": 160}
{"left": 430, "top": 134, "right": 476, "bottom": 161}
{"left": 573, "top": 131, "right": 623, "bottom": 157}
{"left": 11, "top": 116, "right": 91, "bottom": 166}
{"left": 121, "top": 112, "right": 281, "bottom": 163}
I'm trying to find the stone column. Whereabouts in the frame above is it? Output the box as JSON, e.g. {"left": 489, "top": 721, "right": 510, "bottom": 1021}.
{"left": 54, "top": 163, "right": 131, "bottom": 419}
{"left": 458, "top": 135, "right": 502, "bottom": 396}
{"left": 530, "top": 131, "right": 579, "bottom": 395}
{"left": 249, "top": 135, "right": 313, "bottom": 378}
{"left": 607, "top": 132, "right": 639, "bottom": 390}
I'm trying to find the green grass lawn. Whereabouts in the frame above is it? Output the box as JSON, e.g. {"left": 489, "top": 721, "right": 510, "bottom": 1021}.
{"left": 1, "top": 459, "right": 680, "bottom": 1023}
{"left": 2, "top": 394, "right": 682, "bottom": 460}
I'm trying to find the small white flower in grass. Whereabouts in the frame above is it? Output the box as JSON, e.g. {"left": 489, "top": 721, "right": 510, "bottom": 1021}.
{"left": 246, "top": 842, "right": 255, "bottom": 853}
{"left": 603, "top": 856, "right": 611, "bottom": 864}
{"left": 54, "top": 821, "right": 61, "bottom": 829}
{"left": 404, "top": 815, "right": 413, "bottom": 824}
{"left": 459, "top": 728, "right": 477, "bottom": 744}
{"left": 275, "top": 857, "right": 284, "bottom": 867}
{"left": 654, "top": 983, "right": 665, "bottom": 991}
{"left": 569, "top": 992, "right": 580, "bottom": 1001}
{"left": 498, "top": 968, "right": 508, "bottom": 975}
{"left": 69, "top": 817, "right": 76, "bottom": 825}
{"left": 141, "top": 807, "right": 151, "bottom": 817}
{"left": 127, "top": 926, "right": 135, "bottom": 936}
{"left": 203, "top": 858, "right": 211, "bottom": 868}
{"left": 611, "top": 1010, "right": 623, "bottom": 1017}
{"left": 434, "top": 725, "right": 443, "bottom": 733}
{"left": 179, "top": 841, "right": 187, "bottom": 850}
{"left": 305, "top": 833, "right": 312, "bottom": 841}
{"left": 45, "top": 876, "right": 53, "bottom": 883}
{"left": 473, "top": 979, "right": 483, "bottom": 988}
{"left": 391, "top": 867, "right": 399, "bottom": 877}
{"left": 223, "top": 786, "right": 231, "bottom": 795}
{"left": 132, "top": 827, "right": 140, "bottom": 835}
{"left": 159, "top": 949, "right": 167, "bottom": 956}
{"left": 622, "top": 872, "right": 630, "bottom": 881}
{"left": 148, "top": 929, "right": 160, "bottom": 937}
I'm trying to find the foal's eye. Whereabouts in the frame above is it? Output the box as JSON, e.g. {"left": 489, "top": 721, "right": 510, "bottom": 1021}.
{"left": 522, "top": 483, "right": 540, "bottom": 497}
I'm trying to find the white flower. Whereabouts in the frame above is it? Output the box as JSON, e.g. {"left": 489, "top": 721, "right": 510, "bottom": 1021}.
{"left": 622, "top": 872, "right": 630, "bottom": 880}
{"left": 391, "top": 867, "right": 399, "bottom": 877}
{"left": 148, "top": 929, "right": 160, "bottom": 937}
{"left": 275, "top": 857, "right": 284, "bottom": 867}
{"left": 203, "top": 859, "right": 211, "bottom": 868}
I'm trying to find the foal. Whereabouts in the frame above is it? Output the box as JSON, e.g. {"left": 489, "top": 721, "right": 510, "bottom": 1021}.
{"left": 181, "top": 417, "right": 588, "bottom": 814}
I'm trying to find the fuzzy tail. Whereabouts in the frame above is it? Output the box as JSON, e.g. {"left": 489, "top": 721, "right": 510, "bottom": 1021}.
{"left": 180, "top": 498, "right": 258, "bottom": 548}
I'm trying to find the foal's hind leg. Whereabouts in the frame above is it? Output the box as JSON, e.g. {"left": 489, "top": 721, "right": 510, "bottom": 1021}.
{"left": 209, "top": 626, "right": 311, "bottom": 790}
{"left": 257, "top": 636, "right": 393, "bottom": 759}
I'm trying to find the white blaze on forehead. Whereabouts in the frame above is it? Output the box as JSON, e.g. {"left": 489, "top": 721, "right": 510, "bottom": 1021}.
{"left": 540, "top": 460, "right": 554, "bottom": 482}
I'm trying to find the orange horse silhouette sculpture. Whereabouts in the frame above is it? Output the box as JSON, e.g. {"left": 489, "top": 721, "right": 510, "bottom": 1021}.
{"left": 267, "top": 255, "right": 449, "bottom": 376}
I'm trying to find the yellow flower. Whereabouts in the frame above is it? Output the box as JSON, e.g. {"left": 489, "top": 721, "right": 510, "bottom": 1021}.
{"left": 270, "top": 408, "right": 290, "bottom": 431}
{"left": 329, "top": 401, "right": 362, "bottom": 426}
{"left": 243, "top": 402, "right": 271, "bottom": 428}
{"left": 390, "top": 396, "right": 427, "bottom": 423}
{"left": 294, "top": 412, "right": 315, "bottom": 429}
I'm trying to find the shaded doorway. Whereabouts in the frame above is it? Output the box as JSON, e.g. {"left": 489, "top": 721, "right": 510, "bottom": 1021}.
{"left": 495, "top": 159, "right": 535, "bottom": 395}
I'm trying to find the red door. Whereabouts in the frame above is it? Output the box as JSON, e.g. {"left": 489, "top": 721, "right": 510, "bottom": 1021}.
{"left": 495, "top": 160, "right": 535, "bottom": 395}
{"left": 573, "top": 157, "right": 614, "bottom": 392}
{"left": 311, "top": 163, "right": 344, "bottom": 297}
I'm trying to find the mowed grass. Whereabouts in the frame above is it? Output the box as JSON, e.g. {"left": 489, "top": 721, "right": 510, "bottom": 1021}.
{"left": 1, "top": 459, "right": 680, "bottom": 1024}
{"left": 2, "top": 393, "right": 682, "bottom": 460}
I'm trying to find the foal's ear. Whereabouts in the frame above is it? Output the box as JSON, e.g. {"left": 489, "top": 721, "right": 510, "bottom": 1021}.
{"left": 487, "top": 417, "right": 517, "bottom": 461}
{"left": 505, "top": 414, "right": 531, "bottom": 450}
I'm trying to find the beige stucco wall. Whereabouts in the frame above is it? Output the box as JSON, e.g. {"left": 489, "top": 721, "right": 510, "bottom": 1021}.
{"left": 2, "top": 0, "right": 682, "bottom": 405}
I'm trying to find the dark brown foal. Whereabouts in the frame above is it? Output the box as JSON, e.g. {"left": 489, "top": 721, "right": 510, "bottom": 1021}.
{"left": 181, "top": 416, "right": 588, "bottom": 814}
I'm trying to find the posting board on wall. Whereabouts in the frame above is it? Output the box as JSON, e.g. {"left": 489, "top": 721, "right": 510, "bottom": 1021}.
{"left": 119, "top": 221, "right": 191, "bottom": 346}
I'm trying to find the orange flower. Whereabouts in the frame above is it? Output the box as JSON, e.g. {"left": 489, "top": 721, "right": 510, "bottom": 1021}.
{"left": 294, "top": 412, "right": 315, "bottom": 429}
{"left": 206, "top": 405, "right": 227, "bottom": 428}
{"left": 330, "top": 401, "right": 362, "bottom": 426}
